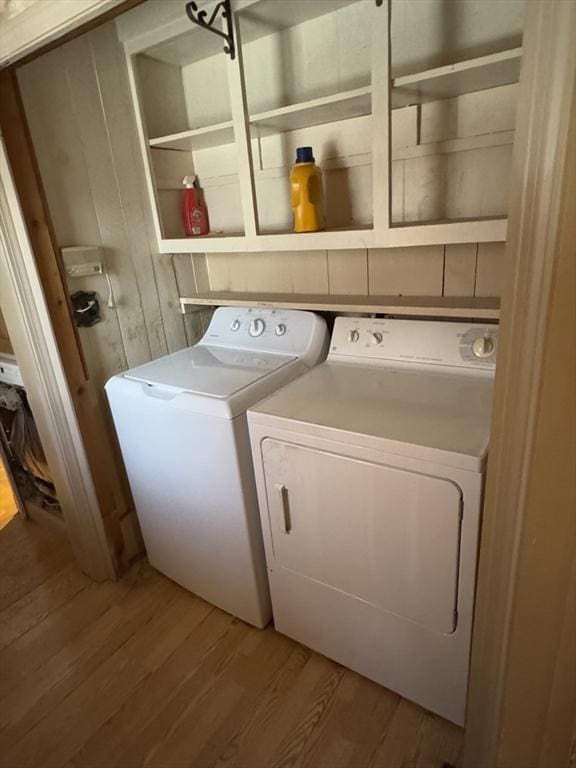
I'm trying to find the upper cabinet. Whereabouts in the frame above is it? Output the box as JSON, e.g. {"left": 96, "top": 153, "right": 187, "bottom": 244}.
{"left": 119, "top": 0, "right": 525, "bottom": 253}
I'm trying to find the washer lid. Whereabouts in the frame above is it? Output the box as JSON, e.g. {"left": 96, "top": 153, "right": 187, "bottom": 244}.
{"left": 250, "top": 362, "right": 494, "bottom": 471}
{"left": 125, "top": 345, "right": 295, "bottom": 399}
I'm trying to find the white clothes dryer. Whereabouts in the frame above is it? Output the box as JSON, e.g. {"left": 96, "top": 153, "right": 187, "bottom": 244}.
{"left": 247, "top": 317, "right": 498, "bottom": 723}
{"left": 106, "top": 307, "right": 328, "bottom": 628}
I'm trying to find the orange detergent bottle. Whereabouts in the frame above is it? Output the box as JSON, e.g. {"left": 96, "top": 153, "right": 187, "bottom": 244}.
{"left": 290, "top": 146, "right": 324, "bottom": 232}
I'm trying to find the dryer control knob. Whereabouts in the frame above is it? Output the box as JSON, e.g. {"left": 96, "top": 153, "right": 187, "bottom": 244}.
{"left": 472, "top": 336, "right": 495, "bottom": 359}
{"left": 275, "top": 323, "right": 286, "bottom": 336}
{"left": 249, "top": 318, "right": 265, "bottom": 337}
{"left": 348, "top": 329, "right": 360, "bottom": 343}
{"left": 230, "top": 319, "right": 241, "bottom": 332}
{"left": 371, "top": 332, "right": 383, "bottom": 345}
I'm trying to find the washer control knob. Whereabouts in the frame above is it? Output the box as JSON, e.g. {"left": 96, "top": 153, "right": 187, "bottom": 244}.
{"left": 348, "top": 329, "right": 360, "bottom": 343}
{"left": 472, "top": 336, "right": 495, "bottom": 359}
{"left": 249, "top": 318, "right": 265, "bottom": 337}
{"left": 230, "top": 319, "right": 241, "bottom": 332}
{"left": 371, "top": 331, "right": 383, "bottom": 345}
{"left": 275, "top": 323, "right": 286, "bottom": 336}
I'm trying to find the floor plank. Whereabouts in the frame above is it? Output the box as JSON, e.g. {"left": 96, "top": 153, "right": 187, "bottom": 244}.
{"left": 0, "top": 515, "right": 464, "bottom": 768}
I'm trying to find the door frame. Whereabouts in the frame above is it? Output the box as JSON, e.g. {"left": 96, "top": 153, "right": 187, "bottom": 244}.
{"left": 0, "top": 138, "right": 115, "bottom": 580}
{"left": 463, "top": 0, "right": 576, "bottom": 764}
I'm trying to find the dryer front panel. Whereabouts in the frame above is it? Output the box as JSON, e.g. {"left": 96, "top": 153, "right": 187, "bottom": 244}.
{"left": 262, "top": 439, "right": 463, "bottom": 634}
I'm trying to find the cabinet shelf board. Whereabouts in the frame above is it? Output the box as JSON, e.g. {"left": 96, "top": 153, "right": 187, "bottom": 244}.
{"left": 179, "top": 292, "right": 501, "bottom": 319}
{"left": 149, "top": 121, "right": 235, "bottom": 151}
{"left": 250, "top": 86, "right": 371, "bottom": 134}
{"left": 158, "top": 216, "right": 507, "bottom": 253}
{"left": 392, "top": 47, "right": 522, "bottom": 108}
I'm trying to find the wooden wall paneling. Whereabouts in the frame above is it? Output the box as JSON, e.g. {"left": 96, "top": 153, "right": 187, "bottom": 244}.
{"left": 475, "top": 242, "right": 507, "bottom": 297}
{"left": 172, "top": 254, "right": 204, "bottom": 346}
{"left": 327, "top": 249, "right": 369, "bottom": 296}
{"left": 389, "top": 0, "right": 524, "bottom": 76}
{"left": 443, "top": 243, "right": 478, "bottom": 297}
{"left": 21, "top": 43, "right": 128, "bottom": 363}
{"left": 191, "top": 254, "right": 210, "bottom": 294}
{"left": 446, "top": 145, "right": 512, "bottom": 220}
{"left": 182, "top": 51, "right": 231, "bottom": 128}
{"left": 16, "top": 49, "right": 133, "bottom": 548}
{"left": 205, "top": 251, "right": 330, "bottom": 295}
{"left": 456, "top": 83, "right": 518, "bottom": 139}
{"left": 151, "top": 148, "right": 195, "bottom": 195}
{"left": 60, "top": 250, "right": 128, "bottom": 388}
{"left": 393, "top": 83, "right": 518, "bottom": 226}
{"left": 289, "top": 250, "right": 329, "bottom": 294}
{"left": 0, "top": 68, "right": 126, "bottom": 574}
{"left": 89, "top": 22, "right": 169, "bottom": 361}
{"left": 15, "top": 52, "right": 102, "bottom": 247}
{"left": 419, "top": 83, "right": 518, "bottom": 144}
{"left": 135, "top": 54, "right": 188, "bottom": 139}
{"left": 240, "top": 1, "right": 371, "bottom": 115}
{"left": 190, "top": 254, "right": 214, "bottom": 333}
{"left": 368, "top": 246, "right": 445, "bottom": 295}
{"left": 57, "top": 36, "right": 153, "bottom": 369}
{"left": 151, "top": 254, "right": 189, "bottom": 354}
{"left": 402, "top": 154, "right": 447, "bottom": 223}
{"left": 205, "top": 253, "right": 232, "bottom": 293}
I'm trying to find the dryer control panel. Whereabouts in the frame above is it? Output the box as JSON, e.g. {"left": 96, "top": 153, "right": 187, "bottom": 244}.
{"left": 330, "top": 318, "right": 498, "bottom": 370}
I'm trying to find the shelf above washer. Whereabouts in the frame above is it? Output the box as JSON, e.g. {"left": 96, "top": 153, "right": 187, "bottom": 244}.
{"left": 179, "top": 292, "right": 501, "bottom": 320}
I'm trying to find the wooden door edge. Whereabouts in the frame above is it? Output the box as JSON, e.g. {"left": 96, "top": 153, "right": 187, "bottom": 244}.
{"left": 463, "top": 1, "right": 576, "bottom": 764}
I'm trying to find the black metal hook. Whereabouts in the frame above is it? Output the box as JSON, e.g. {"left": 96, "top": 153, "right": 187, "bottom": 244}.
{"left": 185, "top": 0, "right": 235, "bottom": 60}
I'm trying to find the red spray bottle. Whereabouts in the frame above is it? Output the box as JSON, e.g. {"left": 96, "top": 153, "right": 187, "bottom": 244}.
{"left": 183, "top": 175, "right": 210, "bottom": 237}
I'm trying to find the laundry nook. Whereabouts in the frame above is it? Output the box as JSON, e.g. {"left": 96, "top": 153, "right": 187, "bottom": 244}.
{"left": 0, "top": 1, "right": 574, "bottom": 767}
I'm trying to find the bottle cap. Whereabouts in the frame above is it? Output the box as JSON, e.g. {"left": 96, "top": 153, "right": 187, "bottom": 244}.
{"left": 182, "top": 175, "right": 196, "bottom": 188}
{"left": 296, "top": 147, "right": 314, "bottom": 164}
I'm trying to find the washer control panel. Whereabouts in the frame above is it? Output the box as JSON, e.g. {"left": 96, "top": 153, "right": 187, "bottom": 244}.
{"left": 202, "top": 307, "right": 328, "bottom": 359}
{"left": 330, "top": 318, "right": 498, "bottom": 370}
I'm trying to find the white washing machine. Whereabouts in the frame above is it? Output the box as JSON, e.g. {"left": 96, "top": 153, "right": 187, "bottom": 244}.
{"left": 247, "top": 316, "right": 498, "bottom": 724}
{"left": 105, "top": 307, "right": 328, "bottom": 628}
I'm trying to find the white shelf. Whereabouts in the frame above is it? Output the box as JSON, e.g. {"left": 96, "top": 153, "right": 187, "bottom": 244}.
{"left": 158, "top": 216, "right": 507, "bottom": 253}
{"left": 149, "top": 121, "right": 234, "bottom": 152}
{"left": 149, "top": 87, "right": 372, "bottom": 152}
{"left": 179, "top": 292, "right": 501, "bottom": 320}
{"left": 250, "top": 86, "right": 371, "bottom": 134}
{"left": 392, "top": 48, "right": 522, "bottom": 108}
{"left": 149, "top": 48, "right": 522, "bottom": 151}
{"left": 147, "top": 47, "right": 521, "bottom": 152}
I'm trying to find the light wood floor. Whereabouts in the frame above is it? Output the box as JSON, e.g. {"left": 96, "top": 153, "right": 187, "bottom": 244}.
{"left": 0, "top": 515, "right": 463, "bottom": 768}
{"left": 0, "top": 460, "right": 18, "bottom": 530}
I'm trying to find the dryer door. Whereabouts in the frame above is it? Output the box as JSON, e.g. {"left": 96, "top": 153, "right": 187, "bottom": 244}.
{"left": 262, "top": 439, "right": 463, "bottom": 634}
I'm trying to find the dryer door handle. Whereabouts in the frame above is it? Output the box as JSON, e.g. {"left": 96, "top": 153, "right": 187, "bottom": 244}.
{"left": 275, "top": 484, "right": 292, "bottom": 534}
